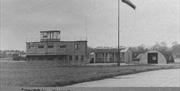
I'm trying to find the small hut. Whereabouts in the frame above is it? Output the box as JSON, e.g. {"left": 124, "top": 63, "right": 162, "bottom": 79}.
{"left": 133, "top": 50, "right": 168, "bottom": 64}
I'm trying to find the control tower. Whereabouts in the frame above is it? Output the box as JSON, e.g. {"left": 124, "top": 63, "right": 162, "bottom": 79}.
{"left": 26, "top": 30, "right": 88, "bottom": 65}
{"left": 40, "top": 30, "right": 60, "bottom": 42}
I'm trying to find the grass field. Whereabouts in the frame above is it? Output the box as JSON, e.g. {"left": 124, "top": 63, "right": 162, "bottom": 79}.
{"left": 0, "top": 60, "right": 180, "bottom": 87}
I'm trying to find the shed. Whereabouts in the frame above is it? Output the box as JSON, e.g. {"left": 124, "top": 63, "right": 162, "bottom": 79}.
{"left": 138, "top": 50, "right": 167, "bottom": 64}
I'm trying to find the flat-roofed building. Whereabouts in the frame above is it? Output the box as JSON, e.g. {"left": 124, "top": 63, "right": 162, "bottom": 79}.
{"left": 89, "top": 48, "right": 132, "bottom": 63}
{"left": 26, "top": 30, "right": 88, "bottom": 65}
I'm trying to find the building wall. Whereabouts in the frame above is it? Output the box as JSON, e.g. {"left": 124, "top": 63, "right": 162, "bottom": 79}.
{"left": 27, "top": 41, "right": 86, "bottom": 55}
{"left": 91, "top": 49, "right": 132, "bottom": 63}
{"left": 124, "top": 50, "right": 133, "bottom": 64}
{"left": 26, "top": 41, "right": 88, "bottom": 64}
{"left": 94, "top": 52, "right": 117, "bottom": 63}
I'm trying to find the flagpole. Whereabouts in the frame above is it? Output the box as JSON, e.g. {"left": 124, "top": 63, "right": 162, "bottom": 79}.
{"left": 117, "top": 0, "right": 120, "bottom": 66}
{"left": 85, "top": 15, "right": 88, "bottom": 41}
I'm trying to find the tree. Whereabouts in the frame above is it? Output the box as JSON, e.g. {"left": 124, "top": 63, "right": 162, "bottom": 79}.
{"left": 130, "top": 44, "right": 148, "bottom": 59}
{"left": 151, "top": 42, "right": 174, "bottom": 63}
{"left": 172, "top": 42, "right": 180, "bottom": 58}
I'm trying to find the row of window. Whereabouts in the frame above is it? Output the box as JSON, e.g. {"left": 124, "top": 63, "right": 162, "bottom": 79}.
{"left": 28, "top": 44, "right": 80, "bottom": 49}
{"left": 69, "top": 55, "right": 84, "bottom": 61}
{"left": 28, "top": 45, "right": 66, "bottom": 49}
{"left": 27, "top": 55, "right": 84, "bottom": 61}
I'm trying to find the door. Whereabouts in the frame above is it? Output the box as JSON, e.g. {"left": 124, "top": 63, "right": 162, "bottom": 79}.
{"left": 148, "top": 53, "right": 158, "bottom": 64}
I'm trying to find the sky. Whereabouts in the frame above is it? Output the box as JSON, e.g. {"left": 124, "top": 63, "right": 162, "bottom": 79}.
{"left": 0, "top": 0, "right": 180, "bottom": 51}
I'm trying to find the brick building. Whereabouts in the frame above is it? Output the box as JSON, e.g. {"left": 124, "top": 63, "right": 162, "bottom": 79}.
{"left": 26, "top": 31, "right": 88, "bottom": 64}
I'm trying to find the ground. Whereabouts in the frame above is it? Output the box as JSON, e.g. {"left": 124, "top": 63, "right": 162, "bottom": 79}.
{"left": 0, "top": 59, "right": 180, "bottom": 87}
{"left": 69, "top": 69, "right": 180, "bottom": 87}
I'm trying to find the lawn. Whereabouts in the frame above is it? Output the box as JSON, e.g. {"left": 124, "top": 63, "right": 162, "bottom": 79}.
{"left": 0, "top": 60, "right": 180, "bottom": 87}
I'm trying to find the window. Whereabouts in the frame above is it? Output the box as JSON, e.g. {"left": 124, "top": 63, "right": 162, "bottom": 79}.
{"left": 38, "top": 45, "right": 44, "bottom": 48}
{"left": 28, "top": 46, "right": 31, "bottom": 49}
{"left": 47, "top": 57, "right": 54, "bottom": 60}
{"left": 38, "top": 57, "right": 44, "bottom": 60}
{"left": 69, "top": 56, "right": 72, "bottom": 60}
{"left": 81, "top": 55, "right": 84, "bottom": 61}
{"left": 75, "top": 55, "right": 78, "bottom": 60}
{"left": 47, "top": 45, "right": 53, "bottom": 48}
{"left": 75, "top": 44, "right": 79, "bottom": 50}
{"left": 28, "top": 44, "right": 36, "bottom": 49}
{"left": 60, "top": 45, "right": 66, "bottom": 48}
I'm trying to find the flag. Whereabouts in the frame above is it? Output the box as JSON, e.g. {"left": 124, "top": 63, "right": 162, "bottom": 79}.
{"left": 122, "top": 0, "right": 136, "bottom": 10}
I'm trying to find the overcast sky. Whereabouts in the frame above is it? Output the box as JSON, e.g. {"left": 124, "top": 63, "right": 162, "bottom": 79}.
{"left": 0, "top": 0, "right": 180, "bottom": 50}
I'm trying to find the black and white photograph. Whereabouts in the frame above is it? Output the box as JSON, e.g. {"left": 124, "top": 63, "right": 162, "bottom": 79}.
{"left": 0, "top": 0, "right": 180, "bottom": 91}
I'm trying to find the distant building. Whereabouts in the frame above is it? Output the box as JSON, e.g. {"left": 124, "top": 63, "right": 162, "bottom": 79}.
{"left": 172, "top": 44, "right": 180, "bottom": 63}
{"left": 0, "top": 50, "right": 26, "bottom": 60}
{"left": 135, "top": 50, "right": 167, "bottom": 64}
{"left": 172, "top": 45, "right": 180, "bottom": 58}
{"left": 26, "top": 30, "right": 88, "bottom": 65}
{"left": 89, "top": 48, "right": 132, "bottom": 63}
